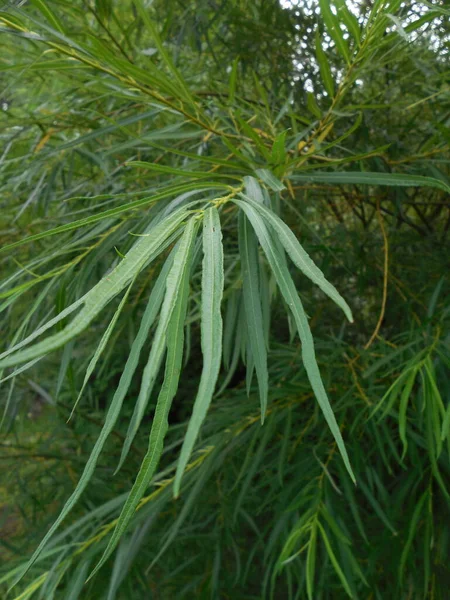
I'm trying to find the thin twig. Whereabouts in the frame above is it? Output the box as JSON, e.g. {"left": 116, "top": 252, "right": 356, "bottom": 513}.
{"left": 365, "top": 201, "right": 389, "bottom": 350}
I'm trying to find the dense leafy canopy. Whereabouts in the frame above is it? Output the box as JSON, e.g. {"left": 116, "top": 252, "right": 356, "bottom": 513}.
{"left": 0, "top": 0, "right": 449, "bottom": 598}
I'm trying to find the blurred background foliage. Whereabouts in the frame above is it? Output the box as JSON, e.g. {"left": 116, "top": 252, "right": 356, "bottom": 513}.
{"left": 0, "top": 0, "right": 449, "bottom": 598}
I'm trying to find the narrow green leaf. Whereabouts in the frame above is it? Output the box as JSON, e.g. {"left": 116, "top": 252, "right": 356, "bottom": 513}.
{"left": 245, "top": 334, "right": 254, "bottom": 395}
{"left": 65, "top": 560, "right": 92, "bottom": 600}
{"left": 338, "top": 462, "right": 368, "bottom": 543}
{"left": 0, "top": 210, "right": 188, "bottom": 369}
{"left": 271, "top": 131, "right": 287, "bottom": 165}
{"left": 229, "top": 56, "right": 239, "bottom": 105}
{"left": 29, "top": 0, "right": 65, "bottom": 34}
{"left": 306, "top": 523, "right": 317, "bottom": 600}
{"left": 320, "top": 505, "right": 351, "bottom": 545}
{"left": 424, "top": 383, "right": 449, "bottom": 499}
{"left": 315, "top": 31, "right": 335, "bottom": 98}
{"left": 252, "top": 70, "right": 270, "bottom": 112}
{"left": 255, "top": 168, "right": 286, "bottom": 191}
{"left": 399, "top": 368, "right": 418, "bottom": 459}
{"left": 221, "top": 137, "right": 253, "bottom": 167}
{"left": 133, "top": 0, "right": 196, "bottom": 108}
{"left": 244, "top": 175, "right": 265, "bottom": 204}
{"left": 223, "top": 289, "right": 240, "bottom": 370}
{"left": 260, "top": 260, "right": 271, "bottom": 350}
{"left": 307, "top": 92, "right": 322, "bottom": 119}
{"left": 126, "top": 161, "right": 239, "bottom": 181}
{"left": 334, "top": 0, "right": 361, "bottom": 45}
{"left": 358, "top": 479, "right": 397, "bottom": 533}
{"left": 234, "top": 199, "right": 355, "bottom": 482}
{"left": 0, "top": 208, "right": 188, "bottom": 368}
{"left": 70, "top": 281, "right": 134, "bottom": 419}
{"left": 290, "top": 171, "right": 450, "bottom": 193}
{"left": 317, "top": 522, "right": 353, "bottom": 598}
{"left": 386, "top": 13, "right": 409, "bottom": 40}
{"left": 173, "top": 207, "right": 224, "bottom": 497}
{"left": 88, "top": 217, "right": 198, "bottom": 580}
{"left": 237, "top": 117, "right": 272, "bottom": 161}
{"left": 399, "top": 491, "right": 428, "bottom": 582}
{"left": 0, "top": 182, "right": 226, "bottom": 254}
{"left": 116, "top": 246, "right": 181, "bottom": 472}
{"left": 424, "top": 357, "right": 445, "bottom": 456}
{"left": 240, "top": 193, "right": 353, "bottom": 322}
{"left": 11, "top": 254, "right": 178, "bottom": 584}
{"left": 274, "top": 89, "right": 294, "bottom": 125}
{"left": 441, "top": 402, "right": 450, "bottom": 443}
{"left": 404, "top": 11, "right": 442, "bottom": 33}
{"left": 239, "top": 211, "right": 268, "bottom": 422}
{"left": 319, "top": 0, "right": 351, "bottom": 64}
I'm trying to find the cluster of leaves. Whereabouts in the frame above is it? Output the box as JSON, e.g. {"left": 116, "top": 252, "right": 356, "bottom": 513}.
{"left": 0, "top": 0, "right": 449, "bottom": 598}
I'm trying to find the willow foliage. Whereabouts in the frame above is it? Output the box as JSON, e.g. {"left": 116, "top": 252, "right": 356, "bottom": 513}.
{"left": 0, "top": 0, "right": 449, "bottom": 598}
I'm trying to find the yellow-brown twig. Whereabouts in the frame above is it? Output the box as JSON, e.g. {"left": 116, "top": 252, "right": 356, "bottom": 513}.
{"left": 365, "top": 201, "right": 389, "bottom": 350}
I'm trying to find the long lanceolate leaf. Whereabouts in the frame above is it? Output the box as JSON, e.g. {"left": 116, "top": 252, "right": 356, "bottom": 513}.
{"left": 88, "top": 217, "right": 198, "bottom": 580}
{"left": 234, "top": 199, "right": 355, "bottom": 482}
{"left": 238, "top": 211, "right": 268, "bottom": 422}
{"left": 173, "top": 207, "right": 224, "bottom": 497}
{"left": 133, "top": 0, "right": 197, "bottom": 110}
{"left": 115, "top": 247, "right": 178, "bottom": 472}
{"left": 240, "top": 192, "right": 353, "bottom": 322}
{"left": 290, "top": 171, "right": 450, "bottom": 193}
{"left": 11, "top": 250, "right": 176, "bottom": 585}
{"left": 70, "top": 280, "right": 135, "bottom": 419}
{"left": 0, "top": 182, "right": 227, "bottom": 255}
{"left": 116, "top": 210, "right": 204, "bottom": 469}
{"left": 0, "top": 209, "right": 189, "bottom": 369}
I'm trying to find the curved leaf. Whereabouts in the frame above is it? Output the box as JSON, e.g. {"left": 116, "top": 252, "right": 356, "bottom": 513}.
{"left": 290, "top": 171, "right": 450, "bottom": 193}
{"left": 240, "top": 193, "right": 353, "bottom": 322}
{"left": 239, "top": 210, "right": 268, "bottom": 422}
{"left": 234, "top": 199, "right": 355, "bottom": 482}
{"left": 173, "top": 207, "right": 224, "bottom": 497}
{"left": 0, "top": 209, "right": 189, "bottom": 369}
{"left": 88, "top": 216, "right": 198, "bottom": 579}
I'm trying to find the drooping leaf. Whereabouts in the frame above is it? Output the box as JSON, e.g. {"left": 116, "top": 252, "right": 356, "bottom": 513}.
{"left": 133, "top": 0, "right": 197, "bottom": 109}
{"left": 115, "top": 250, "right": 177, "bottom": 472}
{"left": 398, "top": 491, "right": 428, "bottom": 582}
{"left": 173, "top": 207, "right": 224, "bottom": 497}
{"left": 222, "top": 288, "right": 240, "bottom": 370}
{"left": 70, "top": 280, "right": 134, "bottom": 419}
{"left": 317, "top": 521, "right": 353, "bottom": 598}
{"left": 318, "top": 0, "right": 351, "bottom": 64}
{"left": 88, "top": 216, "right": 198, "bottom": 579}
{"left": 239, "top": 193, "right": 353, "bottom": 322}
{"left": 0, "top": 182, "right": 227, "bottom": 254}
{"left": 334, "top": 0, "right": 361, "bottom": 45}
{"left": 0, "top": 209, "right": 189, "bottom": 369}
{"left": 29, "top": 0, "right": 65, "bottom": 34}
{"left": 271, "top": 131, "right": 287, "bottom": 166}
{"left": 233, "top": 199, "right": 355, "bottom": 482}
{"left": 255, "top": 168, "right": 286, "bottom": 192}
{"left": 10, "top": 245, "right": 182, "bottom": 583}
{"left": 306, "top": 522, "right": 317, "bottom": 600}
{"left": 290, "top": 171, "right": 450, "bottom": 193}
{"left": 239, "top": 210, "right": 268, "bottom": 422}
{"left": 398, "top": 367, "right": 418, "bottom": 459}
{"left": 126, "top": 161, "right": 240, "bottom": 181}
{"left": 307, "top": 92, "right": 322, "bottom": 119}
{"left": 228, "top": 56, "right": 239, "bottom": 105}
{"left": 315, "top": 31, "right": 335, "bottom": 98}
